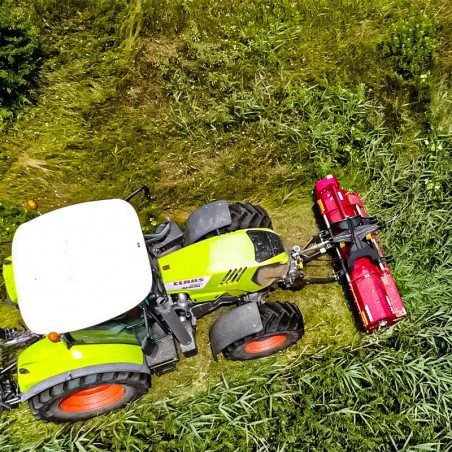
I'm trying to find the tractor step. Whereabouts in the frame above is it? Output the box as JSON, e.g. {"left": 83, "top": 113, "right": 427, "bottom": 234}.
{"left": 144, "top": 334, "right": 179, "bottom": 376}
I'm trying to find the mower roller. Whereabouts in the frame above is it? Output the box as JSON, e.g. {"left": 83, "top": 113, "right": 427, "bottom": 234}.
{"left": 315, "top": 175, "right": 407, "bottom": 332}
{"left": 0, "top": 176, "right": 406, "bottom": 422}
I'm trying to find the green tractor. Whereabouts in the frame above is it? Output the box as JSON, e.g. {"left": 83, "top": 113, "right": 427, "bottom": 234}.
{"left": 0, "top": 178, "right": 404, "bottom": 422}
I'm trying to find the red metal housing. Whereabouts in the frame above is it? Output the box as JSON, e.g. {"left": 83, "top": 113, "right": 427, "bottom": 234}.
{"left": 315, "top": 175, "right": 406, "bottom": 332}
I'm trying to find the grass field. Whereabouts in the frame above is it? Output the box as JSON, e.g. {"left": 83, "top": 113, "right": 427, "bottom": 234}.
{"left": 1, "top": 0, "right": 451, "bottom": 450}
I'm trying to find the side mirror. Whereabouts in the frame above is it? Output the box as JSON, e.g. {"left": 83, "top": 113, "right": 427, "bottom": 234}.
{"left": 141, "top": 336, "right": 154, "bottom": 355}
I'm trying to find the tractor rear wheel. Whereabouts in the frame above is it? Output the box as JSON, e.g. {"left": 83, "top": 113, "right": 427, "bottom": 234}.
{"left": 28, "top": 371, "right": 149, "bottom": 423}
{"left": 223, "top": 301, "right": 304, "bottom": 361}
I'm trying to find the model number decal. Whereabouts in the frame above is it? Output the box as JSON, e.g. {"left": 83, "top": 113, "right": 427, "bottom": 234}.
{"left": 164, "top": 276, "right": 211, "bottom": 291}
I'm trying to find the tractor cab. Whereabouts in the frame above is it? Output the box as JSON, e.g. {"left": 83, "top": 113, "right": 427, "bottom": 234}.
{"left": 11, "top": 199, "right": 153, "bottom": 335}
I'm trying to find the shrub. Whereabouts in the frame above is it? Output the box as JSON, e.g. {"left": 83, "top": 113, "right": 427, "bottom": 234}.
{"left": 380, "top": 14, "right": 438, "bottom": 81}
{"left": 0, "top": 5, "right": 42, "bottom": 113}
{"left": 0, "top": 201, "right": 34, "bottom": 243}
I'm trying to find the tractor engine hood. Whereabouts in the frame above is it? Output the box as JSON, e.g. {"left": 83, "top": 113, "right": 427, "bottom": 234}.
{"left": 12, "top": 199, "right": 153, "bottom": 334}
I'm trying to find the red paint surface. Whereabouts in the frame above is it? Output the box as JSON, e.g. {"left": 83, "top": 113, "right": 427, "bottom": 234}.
{"left": 315, "top": 175, "right": 406, "bottom": 332}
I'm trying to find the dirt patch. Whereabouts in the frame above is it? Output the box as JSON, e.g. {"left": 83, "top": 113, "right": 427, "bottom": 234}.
{"left": 140, "top": 37, "right": 181, "bottom": 66}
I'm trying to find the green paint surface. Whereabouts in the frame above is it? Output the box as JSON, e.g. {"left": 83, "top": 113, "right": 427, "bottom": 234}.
{"left": 159, "top": 229, "right": 288, "bottom": 301}
{"left": 18, "top": 338, "right": 144, "bottom": 393}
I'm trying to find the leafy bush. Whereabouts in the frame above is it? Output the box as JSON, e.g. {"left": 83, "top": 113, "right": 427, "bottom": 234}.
{"left": 380, "top": 14, "right": 438, "bottom": 81}
{"left": 0, "top": 4, "right": 42, "bottom": 119}
{"left": 379, "top": 13, "right": 439, "bottom": 110}
{"left": 0, "top": 201, "right": 34, "bottom": 243}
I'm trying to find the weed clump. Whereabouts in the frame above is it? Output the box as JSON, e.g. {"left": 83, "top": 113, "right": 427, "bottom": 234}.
{"left": 0, "top": 201, "right": 34, "bottom": 244}
{"left": 380, "top": 14, "right": 438, "bottom": 82}
{"left": 379, "top": 13, "right": 440, "bottom": 118}
{"left": 0, "top": 3, "right": 43, "bottom": 127}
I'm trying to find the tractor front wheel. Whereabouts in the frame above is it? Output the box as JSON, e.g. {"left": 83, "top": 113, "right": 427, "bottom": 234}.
{"left": 223, "top": 301, "right": 304, "bottom": 361}
{"left": 29, "top": 371, "right": 149, "bottom": 423}
{"left": 195, "top": 202, "right": 273, "bottom": 243}
{"left": 227, "top": 202, "right": 273, "bottom": 231}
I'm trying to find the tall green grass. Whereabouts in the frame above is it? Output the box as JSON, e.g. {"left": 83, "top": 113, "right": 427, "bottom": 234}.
{"left": 2, "top": 309, "right": 452, "bottom": 451}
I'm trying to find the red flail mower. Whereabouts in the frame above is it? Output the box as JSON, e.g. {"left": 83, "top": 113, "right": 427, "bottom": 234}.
{"left": 315, "top": 175, "right": 407, "bottom": 332}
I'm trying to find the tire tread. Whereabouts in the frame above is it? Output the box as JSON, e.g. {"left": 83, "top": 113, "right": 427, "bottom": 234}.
{"left": 28, "top": 371, "right": 149, "bottom": 423}
{"left": 195, "top": 202, "right": 273, "bottom": 242}
{"left": 223, "top": 301, "right": 304, "bottom": 361}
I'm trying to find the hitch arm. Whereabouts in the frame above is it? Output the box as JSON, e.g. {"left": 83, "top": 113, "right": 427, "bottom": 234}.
{"left": 279, "top": 236, "right": 336, "bottom": 291}
{"left": 302, "top": 276, "right": 337, "bottom": 285}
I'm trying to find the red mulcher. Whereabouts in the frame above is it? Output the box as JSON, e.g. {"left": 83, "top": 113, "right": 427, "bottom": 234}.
{"left": 315, "top": 175, "right": 407, "bottom": 332}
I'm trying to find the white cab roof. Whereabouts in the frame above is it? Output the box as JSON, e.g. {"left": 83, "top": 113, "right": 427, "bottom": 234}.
{"left": 12, "top": 199, "right": 152, "bottom": 334}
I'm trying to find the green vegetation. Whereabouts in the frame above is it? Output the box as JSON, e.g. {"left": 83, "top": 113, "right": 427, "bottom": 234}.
{"left": 0, "top": 0, "right": 451, "bottom": 450}
{"left": 0, "top": 3, "right": 42, "bottom": 127}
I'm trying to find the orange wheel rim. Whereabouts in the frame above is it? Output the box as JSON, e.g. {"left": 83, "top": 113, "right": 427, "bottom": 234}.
{"left": 244, "top": 334, "right": 287, "bottom": 354}
{"left": 59, "top": 384, "right": 126, "bottom": 413}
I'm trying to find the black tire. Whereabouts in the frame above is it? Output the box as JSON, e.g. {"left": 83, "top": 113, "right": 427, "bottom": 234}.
{"left": 228, "top": 203, "right": 273, "bottom": 231}
{"left": 223, "top": 301, "right": 304, "bottom": 361}
{"left": 29, "top": 371, "right": 149, "bottom": 423}
{"left": 196, "top": 203, "right": 273, "bottom": 242}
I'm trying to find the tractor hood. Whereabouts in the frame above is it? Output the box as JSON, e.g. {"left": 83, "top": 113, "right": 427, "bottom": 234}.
{"left": 12, "top": 199, "right": 153, "bottom": 334}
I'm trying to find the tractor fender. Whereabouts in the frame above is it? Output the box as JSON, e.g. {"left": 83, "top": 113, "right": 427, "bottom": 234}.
{"left": 209, "top": 302, "right": 263, "bottom": 360}
{"left": 183, "top": 200, "right": 231, "bottom": 246}
{"left": 17, "top": 339, "right": 149, "bottom": 401}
